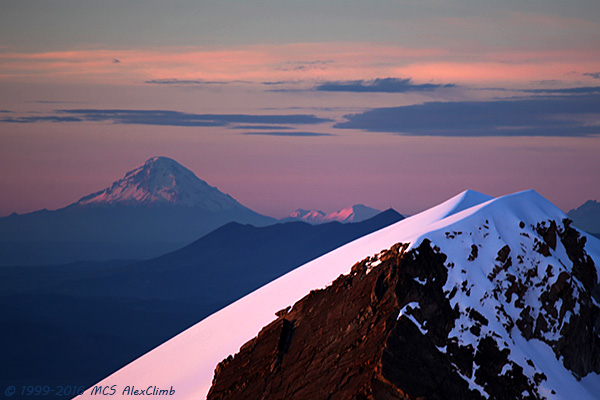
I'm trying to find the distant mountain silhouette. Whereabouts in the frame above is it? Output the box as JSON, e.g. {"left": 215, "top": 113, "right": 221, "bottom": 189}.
{"left": 568, "top": 199, "right": 600, "bottom": 236}
{"left": 0, "top": 209, "right": 403, "bottom": 395}
{"left": 0, "top": 157, "right": 275, "bottom": 265}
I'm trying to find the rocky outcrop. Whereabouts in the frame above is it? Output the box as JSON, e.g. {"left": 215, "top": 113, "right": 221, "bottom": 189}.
{"left": 207, "top": 241, "right": 543, "bottom": 399}
{"left": 207, "top": 217, "right": 600, "bottom": 399}
{"left": 521, "top": 219, "right": 600, "bottom": 378}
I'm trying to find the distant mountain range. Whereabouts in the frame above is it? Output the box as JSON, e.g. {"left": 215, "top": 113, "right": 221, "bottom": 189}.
{"left": 568, "top": 199, "right": 600, "bottom": 237}
{"left": 282, "top": 204, "right": 381, "bottom": 224}
{"left": 0, "top": 208, "right": 403, "bottom": 394}
{"left": 0, "top": 157, "right": 275, "bottom": 265}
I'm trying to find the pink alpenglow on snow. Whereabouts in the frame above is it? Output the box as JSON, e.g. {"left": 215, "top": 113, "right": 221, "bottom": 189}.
{"left": 74, "top": 189, "right": 600, "bottom": 400}
{"left": 283, "top": 204, "right": 382, "bottom": 224}
{"left": 75, "top": 156, "right": 244, "bottom": 211}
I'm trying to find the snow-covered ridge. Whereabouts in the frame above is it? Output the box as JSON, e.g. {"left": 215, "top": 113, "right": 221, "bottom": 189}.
{"left": 74, "top": 189, "right": 600, "bottom": 400}
{"left": 76, "top": 156, "right": 243, "bottom": 210}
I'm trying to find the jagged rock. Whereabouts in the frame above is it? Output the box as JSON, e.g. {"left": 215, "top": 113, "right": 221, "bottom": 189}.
{"left": 536, "top": 220, "right": 558, "bottom": 251}
{"left": 499, "top": 219, "right": 600, "bottom": 379}
{"left": 473, "top": 336, "right": 539, "bottom": 400}
{"left": 496, "top": 244, "right": 511, "bottom": 263}
{"left": 208, "top": 215, "right": 600, "bottom": 398}
{"left": 468, "top": 245, "right": 478, "bottom": 261}
{"left": 558, "top": 219, "right": 600, "bottom": 301}
{"left": 207, "top": 240, "right": 546, "bottom": 399}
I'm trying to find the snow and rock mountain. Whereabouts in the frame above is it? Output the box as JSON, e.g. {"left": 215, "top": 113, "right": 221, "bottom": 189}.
{"left": 568, "top": 199, "right": 600, "bottom": 236}
{"left": 283, "top": 204, "right": 382, "bottom": 224}
{"left": 75, "top": 190, "right": 600, "bottom": 400}
{"left": 75, "top": 156, "right": 244, "bottom": 211}
{"left": 0, "top": 157, "right": 275, "bottom": 265}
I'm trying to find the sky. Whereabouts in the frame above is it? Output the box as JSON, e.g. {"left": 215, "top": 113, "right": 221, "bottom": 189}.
{"left": 1, "top": 0, "right": 599, "bottom": 218}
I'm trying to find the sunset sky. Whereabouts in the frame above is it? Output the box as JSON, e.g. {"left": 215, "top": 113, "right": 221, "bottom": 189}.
{"left": 1, "top": 0, "right": 599, "bottom": 218}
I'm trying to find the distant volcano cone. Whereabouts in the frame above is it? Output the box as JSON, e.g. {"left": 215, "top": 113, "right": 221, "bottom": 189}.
{"left": 76, "top": 156, "right": 244, "bottom": 210}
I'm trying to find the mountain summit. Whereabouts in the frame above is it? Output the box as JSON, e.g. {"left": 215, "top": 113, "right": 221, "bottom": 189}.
{"left": 76, "top": 157, "right": 242, "bottom": 210}
{"left": 77, "top": 190, "right": 600, "bottom": 400}
{"left": 0, "top": 157, "right": 275, "bottom": 265}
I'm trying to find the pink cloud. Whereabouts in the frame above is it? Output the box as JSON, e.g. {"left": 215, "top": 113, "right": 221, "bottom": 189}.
{"left": 396, "top": 60, "right": 600, "bottom": 85}
{"left": 1, "top": 42, "right": 598, "bottom": 87}
{"left": 0, "top": 43, "right": 444, "bottom": 84}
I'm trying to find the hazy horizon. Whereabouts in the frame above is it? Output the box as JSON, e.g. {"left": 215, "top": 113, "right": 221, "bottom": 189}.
{"left": 0, "top": 154, "right": 594, "bottom": 220}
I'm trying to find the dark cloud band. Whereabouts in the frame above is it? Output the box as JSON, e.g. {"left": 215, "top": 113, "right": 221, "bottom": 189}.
{"left": 57, "top": 109, "right": 332, "bottom": 126}
{"left": 524, "top": 86, "right": 600, "bottom": 94}
{"left": 1, "top": 109, "right": 332, "bottom": 128}
{"left": 0, "top": 116, "right": 82, "bottom": 123}
{"left": 334, "top": 94, "right": 600, "bottom": 137}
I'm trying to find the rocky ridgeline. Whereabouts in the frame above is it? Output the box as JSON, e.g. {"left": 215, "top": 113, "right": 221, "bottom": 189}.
{"left": 207, "top": 219, "right": 599, "bottom": 400}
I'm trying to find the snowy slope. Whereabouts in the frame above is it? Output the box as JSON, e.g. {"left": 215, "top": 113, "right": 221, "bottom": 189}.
{"left": 74, "top": 190, "right": 600, "bottom": 400}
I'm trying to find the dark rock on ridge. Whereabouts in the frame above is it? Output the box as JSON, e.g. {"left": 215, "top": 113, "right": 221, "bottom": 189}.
{"left": 525, "top": 219, "right": 600, "bottom": 378}
{"left": 207, "top": 241, "right": 543, "bottom": 400}
{"left": 208, "top": 218, "right": 600, "bottom": 399}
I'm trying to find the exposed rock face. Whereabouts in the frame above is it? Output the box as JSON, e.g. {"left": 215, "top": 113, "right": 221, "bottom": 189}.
{"left": 208, "top": 241, "right": 476, "bottom": 399}
{"left": 209, "top": 241, "right": 546, "bottom": 399}
{"left": 208, "top": 218, "right": 600, "bottom": 400}
{"left": 533, "top": 219, "right": 600, "bottom": 378}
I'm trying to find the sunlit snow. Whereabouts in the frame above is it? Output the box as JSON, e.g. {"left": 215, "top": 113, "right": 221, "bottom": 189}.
{"left": 74, "top": 189, "right": 600, "bottom": 400}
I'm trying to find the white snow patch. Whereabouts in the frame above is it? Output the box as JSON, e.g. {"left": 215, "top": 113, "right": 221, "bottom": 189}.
{"left": 397, "top": 301, "right": 420, "bottom": 320}
{"left": 414, "top": 276, "right": 427, "bottom": 285}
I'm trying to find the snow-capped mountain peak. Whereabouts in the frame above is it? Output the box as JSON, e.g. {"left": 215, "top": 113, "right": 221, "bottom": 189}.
{"left": 436, "top": 189, "right": 494, "bottom": 218}
{"left": 327, "top": 204, "right": 381, "bottom": 222}
{"left": 75, "top": 156, "right": 243, "bottom": 210}
{"left": 75, "top": 189, "right": 600, "bottom": 400}
{"left": 284, "top": 204, "right": 382, "bottom": 224}
{"left": 287, "top": 208, "right": 327, "bottom": 221}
